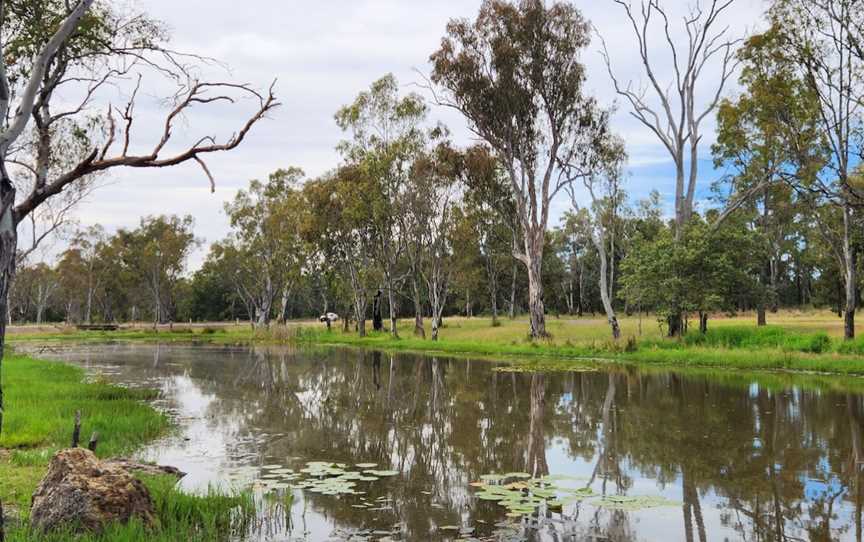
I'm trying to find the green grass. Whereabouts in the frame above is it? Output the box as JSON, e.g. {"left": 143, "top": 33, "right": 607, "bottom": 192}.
{"left": 0, "top": 353, "right": 167, "bottom": 453}
{"left": 7, "top": 326, "right": 243, "bottom": 345}
{"left": 283, "top": 316, "right": 864, "bottom": 376}
{"left": 0, "top": 352, "right": 169, "bottom": 513}
{"left": 0, "top": 353, "right": 263, "bottom": 540}
{"left": 6, "top": 475, "right": 257, "bottom": 542}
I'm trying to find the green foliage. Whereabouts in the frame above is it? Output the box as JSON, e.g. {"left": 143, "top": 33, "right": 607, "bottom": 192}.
{"left": 219, "top": 168, "right": 308, "bottom": 324}
{"left": 621, "top": 217, "right": 761, "bottom": 332}
{"left": 115, "top": 215, "right": 200, "bottom": 324}
{"left": 837, "top": 337, "right": 864, "bottom": 355}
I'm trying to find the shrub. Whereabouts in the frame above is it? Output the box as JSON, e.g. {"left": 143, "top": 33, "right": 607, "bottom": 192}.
{"left": 787, "top": 332, "right": 831, "bottom": 354}
{"left": 681, "top": 325, "right": 837, "bottom": 353}
{"left": 837, "top": 337, "right": 864, "bottom": 355}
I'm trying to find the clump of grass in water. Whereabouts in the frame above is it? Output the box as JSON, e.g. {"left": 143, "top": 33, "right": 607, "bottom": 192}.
{"left": 6, "top": 475, "right": 258, "bottom": 542}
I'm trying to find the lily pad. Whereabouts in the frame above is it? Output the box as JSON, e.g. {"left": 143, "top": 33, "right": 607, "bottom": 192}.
{"left": 364, "top": 469, "right": 399, "bottom": 477}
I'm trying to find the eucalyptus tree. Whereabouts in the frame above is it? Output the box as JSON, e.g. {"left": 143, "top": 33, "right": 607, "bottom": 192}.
{"left": 462, "top": 145, "right": 520, "bottom": 326}
{"left": 403, "top": 140, "right": 459, "bottom": 337}
{"left": 431, "top": 0, "right": 612, "bottom": 338}
{"left": 601, "top": 0, "right": 746, "bottom": 336}
{"left": 188, "top": 248, "right": 243, "bottom": 322}
{"left": 603, "top": 0, "right": 741, "bottom": 239}
{"left": 413, "top": 143, "right": 461, "bottom": 340}
{"left": 565, "top": 138, "right": 627, "bottom": 339}
{"left": 205, "top": 241, "right": 256, "bottom": 323}
{"left": 63, "top": 225, "right": 107, "bottom": 323}
{"left": 0, "top": 6, "right": 276, "bottom": 530}
{"left": 21, "top": 261, "right": 57, "bottom": 324}
{"left": 767, "top": 0, "right": 864, "bottom": 339}
{"left": 302, "top": 167, "right": 378, "bottom": 337}
{"left": 224, "top": 168, "right": 307, "bottom": 327}
{"left": 118, "top": 215, "right": 198, "bottom": 326}
{"left": 335, "top": 74, "right": 428, "bottom": 338}
{"left": 556, "top": 209, "right": 595, "bottom": 317}
{"left": 55, "top": 243, "right": 86, "bottom": 322}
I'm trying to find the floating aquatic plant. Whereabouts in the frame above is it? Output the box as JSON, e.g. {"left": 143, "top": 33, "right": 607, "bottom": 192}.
{"left": 236, "top": 460, "right": 401, "bottom": 499}
{"left": 471, "top": 473, "right": 678, "bottom": 518}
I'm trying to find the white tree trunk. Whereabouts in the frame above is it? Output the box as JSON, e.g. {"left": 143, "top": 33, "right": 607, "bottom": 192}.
{"left": 843, "top": 203, "right": 857, "bottom": 340}
{"left": 593, "top": 231, "right": 620, "bottom": 340}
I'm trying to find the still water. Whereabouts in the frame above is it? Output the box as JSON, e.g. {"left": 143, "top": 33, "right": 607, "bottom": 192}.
{"left": 32, "top": 343, "right": 864, "bottom": 541}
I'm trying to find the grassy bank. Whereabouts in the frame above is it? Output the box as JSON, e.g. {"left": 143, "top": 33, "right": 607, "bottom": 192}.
{"left": 0, "top": 353, "right": 255, "bottom": 540}
{"left": 284, "top": 315, "right": 864, "bottom": 376}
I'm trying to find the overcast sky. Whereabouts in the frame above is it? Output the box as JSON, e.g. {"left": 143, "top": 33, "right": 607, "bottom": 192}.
{"left": 56, "top": 0, "right": 766, "bottom": 269}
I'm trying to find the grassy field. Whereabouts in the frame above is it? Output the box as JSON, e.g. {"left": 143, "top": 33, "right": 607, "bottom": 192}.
{"left": 283, "top": 310, "right": 864, "bottom": 375}
{"left": 0, "top": 353, "right": 255, "bottom": 540}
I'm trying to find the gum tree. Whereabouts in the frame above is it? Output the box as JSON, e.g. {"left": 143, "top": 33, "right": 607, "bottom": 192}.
{"left": 770, "top": 0, "right": 864, "bottom": 339}
{"left": 602, "top": 0, "right": 740, "bottom": 239}
{"left": 335, "top": 75, "right": 428, "bottom": 338}
{"left": 431, "top": 0, "right": 612, "bottom": 338}
{"left": 224, "top": 168, "right": 307, "bottom": 327}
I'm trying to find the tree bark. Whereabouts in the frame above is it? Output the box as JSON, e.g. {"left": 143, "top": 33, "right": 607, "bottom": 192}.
{"left": 411, "top": 276, "right": 424, "bottom": 338}
{"left": 668, "top": 312, "right": 684, "bottom": 338}
{"left": 526, "top": 253, "right": 547, "bottom": 338}
{"left": 85, "top": 282, "right": 94, "bottom": 324}
{"left": 372, "top": 289, "right": 383, "bottom": 332}
{"left": 483, "top": 255, "right": 500, "bottom": 327}
{"left": 490, "top": 288, "right": 499, "bottom": 326}
{"left": 276, "top": 283, "right": 292, "bottom": 324}
{"left": 0, "top": 180, "right": 16, "bottom": 542}
{"left": 843, "top": 204, "right": 857, "bottom": 340}
{"left": 509, "top": 259, "right": 518, "bottom": 319}
{"left": 594, "top": 230, "right": 620, "bottom": 340}
{"left": 387, "top": 282, "right": 398, "bottom": 338}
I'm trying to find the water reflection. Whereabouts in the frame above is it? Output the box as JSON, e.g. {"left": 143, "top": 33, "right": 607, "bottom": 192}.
{"left": 34, "top": 343, "right": 864, "bottom": 541}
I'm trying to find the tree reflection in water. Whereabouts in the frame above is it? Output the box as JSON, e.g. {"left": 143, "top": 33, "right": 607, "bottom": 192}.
{"left": 38, "top": 344, "right": 864, "bottom": 541}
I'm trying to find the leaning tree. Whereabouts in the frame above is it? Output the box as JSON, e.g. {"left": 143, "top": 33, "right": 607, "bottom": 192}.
{"left": 0, "top": 1, "right": 277, "bottom": 534}
{"left": 430, "top": 0, "right": 612, "bottom": 338}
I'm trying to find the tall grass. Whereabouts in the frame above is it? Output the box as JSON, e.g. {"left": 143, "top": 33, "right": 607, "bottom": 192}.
{"left": 674, "top": 326, "right": 833, "bottom": 353}
{"left": 6, "top": 475, "right": 257, "bottom": 542}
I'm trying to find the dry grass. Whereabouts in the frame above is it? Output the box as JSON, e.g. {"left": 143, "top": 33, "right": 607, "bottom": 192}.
{"left": 362, "top": 309, "right": 856, "bottom": 346}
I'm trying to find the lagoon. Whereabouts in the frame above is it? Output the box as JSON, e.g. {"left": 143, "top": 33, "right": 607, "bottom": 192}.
{"left": 32, "top": 343, "right": 864, "bottom": 541}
